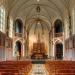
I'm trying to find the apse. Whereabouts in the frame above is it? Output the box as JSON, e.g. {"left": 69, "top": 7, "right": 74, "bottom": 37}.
{"left": 26, "top": 18, "right": 50, "bottom": 56}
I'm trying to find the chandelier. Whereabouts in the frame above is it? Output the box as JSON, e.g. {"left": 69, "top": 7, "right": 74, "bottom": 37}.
{"left": 37, "top": 0, "right": 40, "bottom": 2}
{"left": 36, "top": 5, "right": 41, "bottom": 13}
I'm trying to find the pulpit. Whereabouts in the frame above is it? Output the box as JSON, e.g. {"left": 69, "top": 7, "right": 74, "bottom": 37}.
{"left": 31, "top": 42, "right": 47, "bottom": 59}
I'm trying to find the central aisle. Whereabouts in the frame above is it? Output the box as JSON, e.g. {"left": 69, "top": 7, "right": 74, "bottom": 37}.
{"left": 28, "top": 64, "right": 49, "bottom": 75}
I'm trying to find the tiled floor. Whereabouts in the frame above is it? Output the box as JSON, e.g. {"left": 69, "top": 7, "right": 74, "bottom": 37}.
{"left": 28, "top": 64, "right": 49, "bottom": 75}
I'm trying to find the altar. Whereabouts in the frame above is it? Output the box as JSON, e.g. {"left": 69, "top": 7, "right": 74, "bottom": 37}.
{"left": 31, "top": 42, "right": 47, "bottom": 59}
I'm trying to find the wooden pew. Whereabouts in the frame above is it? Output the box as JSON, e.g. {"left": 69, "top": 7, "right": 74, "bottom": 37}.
{"left": 0, "top": 61, "right": 32, "bottom": 75}
{"left": 45, "top": 61, "right": 75, "bottom": 75}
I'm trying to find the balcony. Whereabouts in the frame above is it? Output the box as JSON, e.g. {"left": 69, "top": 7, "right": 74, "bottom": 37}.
{"left": 15, "top": 32, "right": 23, "bottom": 37}
{"left": 55, "top": 32, "right": 63, "bottom": 37}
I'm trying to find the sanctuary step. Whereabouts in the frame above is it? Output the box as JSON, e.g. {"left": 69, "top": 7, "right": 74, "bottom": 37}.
{"left": 31, "top": 59, "right": 46, "bottom": 64}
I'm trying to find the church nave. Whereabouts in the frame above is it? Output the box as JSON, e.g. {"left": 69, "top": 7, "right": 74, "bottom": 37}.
{"left": 0, "top": 0, "right": 75, "bottom": 75}
{"left": 28, "top": 64, "right": 49, "bottom": 75}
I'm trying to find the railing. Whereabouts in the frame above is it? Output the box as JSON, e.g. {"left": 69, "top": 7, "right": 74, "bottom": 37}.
{"left": 55, "top": 32, "right": 63, "bottom": 37}
{"left": 15, "top": 32, "right": 23, "bottom": 37}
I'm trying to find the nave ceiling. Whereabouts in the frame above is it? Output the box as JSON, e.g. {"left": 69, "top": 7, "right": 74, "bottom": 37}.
{"left": 3, "top": 0, "right": 75, "bottom": 32}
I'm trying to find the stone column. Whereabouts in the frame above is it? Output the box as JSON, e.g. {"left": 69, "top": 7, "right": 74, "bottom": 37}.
{"left": 49, "top": 31, "right": 51, "bottom": 58}
{"left": 25, "top": 31, "right": 29, "bottom": 58}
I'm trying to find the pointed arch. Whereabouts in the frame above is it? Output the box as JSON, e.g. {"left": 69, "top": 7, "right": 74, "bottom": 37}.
{"left": 14, "top": 19, "right": 23, "bottom": 37}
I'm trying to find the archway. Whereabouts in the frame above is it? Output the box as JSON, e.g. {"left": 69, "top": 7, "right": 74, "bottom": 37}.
{"left": 15, "top": 41, "right": 22, "bottom": 60}
{"left": 54, "top": 19, "right": 63, "bottom": 33}
{"left": 55, "top": 43, "right": 63, "bottom": 60}
{"left": 15, "top": 19, "right": 23, "bottom": 35}
{"left": 54, "top": 19, "right": 63, "bottom": 37}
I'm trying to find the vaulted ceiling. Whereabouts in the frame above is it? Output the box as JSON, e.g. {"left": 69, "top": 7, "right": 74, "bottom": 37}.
{"left": 7, "top": 0, "right": 72, "bottom": 20}
{"left": 6, "top": 0, "right": 74, "bottom": 32}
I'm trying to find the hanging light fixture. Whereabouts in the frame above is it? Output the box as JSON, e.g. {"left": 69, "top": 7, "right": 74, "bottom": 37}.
{"left": 36, "top": 5, "right": 41, "bottom": 13}
{"left": 37, "top": 0, "right": 40, "bottom": 2}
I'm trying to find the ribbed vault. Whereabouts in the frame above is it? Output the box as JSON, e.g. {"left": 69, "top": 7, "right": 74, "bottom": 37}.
{"left": 6, "top": 0, "right": 72, "bottom": 31}
{"left": 7, "top": 0, "right": 71, "bottom": 19}
{"left": 26, "top": 18, "right": 50, "bottom": 34}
